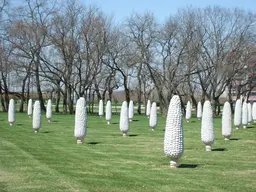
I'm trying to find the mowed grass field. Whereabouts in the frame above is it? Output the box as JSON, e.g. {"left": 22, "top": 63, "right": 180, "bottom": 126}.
{"left": 0, "top": 111, "right": 256, "bottom": 192}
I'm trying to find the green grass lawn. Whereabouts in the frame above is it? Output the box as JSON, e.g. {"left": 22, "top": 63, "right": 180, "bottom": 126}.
{"left": 0, "top": 112, "right": 256, "bottom": 192}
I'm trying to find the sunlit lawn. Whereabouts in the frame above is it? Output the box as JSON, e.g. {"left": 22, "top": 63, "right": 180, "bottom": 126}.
{"left": 0, "top": 111, "right": 256, "bottom": 192}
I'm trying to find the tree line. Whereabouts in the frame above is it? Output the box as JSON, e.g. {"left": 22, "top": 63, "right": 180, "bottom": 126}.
{"left": 0, "top": 0, "right": 255, "bottom": 115}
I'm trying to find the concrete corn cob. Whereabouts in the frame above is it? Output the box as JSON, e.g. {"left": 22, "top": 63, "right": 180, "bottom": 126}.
{"left": 74, "top": 97, "right": 87, "bottom": 144}
{"left": 8, "top": 99, "right": 16, "bottom": 126}
{"left": 149, "top": 102, "right": 157, "bottom": 131}
{"left": 33, "top": 100, "right": 41, "bottom": 133}
{"left": 222, "top": 101, "right": 232, "bottom": 140}
{"left": 201, "top": 100, "right": 214, "bottom": 151}
{"left": 120, "top": 101, "right": 129, "bottom": 136}
{"left": 164, "top": 95, "right": 184, "bottom": 168}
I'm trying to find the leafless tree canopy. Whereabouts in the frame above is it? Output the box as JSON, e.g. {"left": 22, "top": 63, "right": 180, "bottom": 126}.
{"left": 0, "top": 1, "right": 255, "bottom": 114}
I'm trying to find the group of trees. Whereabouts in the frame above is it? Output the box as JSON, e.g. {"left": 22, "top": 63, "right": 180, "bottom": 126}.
{"left": 0, "top": 0, "right": 255, "bottom": 115}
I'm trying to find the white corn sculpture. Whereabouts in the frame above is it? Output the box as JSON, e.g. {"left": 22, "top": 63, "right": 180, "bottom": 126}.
{"left": 74, "top": 97, "right": 87, "bottom": 144}
{"left": 46, "top": 99, "right": 52, "bottom": 122}
{"left": 201, "top": 100, "right": 214, "bottom": 151}
{"left": 128, "top": 100, "right": 134, "bottom": 121}
{"left": 149, "top": 102, "right": 157, "bottom": 131}
{"left": 146, "top": 100, "right": 151, "bottom": 118}
{"left": 120, "top": 101, "right": 129, "bottom": 136}
{"left": 222, "top": 101, "right": 232, "bottom": 140}
{"left": 185, "top": 101, "right": 191, "bottom": 122}
{"left": 98, "top": 99, "right": 104, "bottom": 117}
{"left": 242, "top": 101, "right": 248, "bottom": 128}
{"left": 27, "top": 99, "right": 33, "bottom": 118}
{"left": 234, "top": 99, "right": 242, "bottom": 129}
{"left": 8, "top": 99, "right": 15, "bottom": 126}
{"left": 33, "top": 101, "right": 41, "bottom": 133}
{"left": 105, "top": 100, "right": 112, "bottom": 125}
{"left": 197, "top": 101, "right": 202, "bottom": 120}
{"left": 164, "top": 95, "right": 184, "bottom": 168}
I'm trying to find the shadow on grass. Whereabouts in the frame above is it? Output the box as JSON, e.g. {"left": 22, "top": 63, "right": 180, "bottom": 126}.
{"left": 52, "top": 120, "right": 59, "bottom": 122}
{"left": 112, "top": 122, "right": 119, "bottom": 125}
{"left": 212, "top": 148, "right": 226, "bottom": 151}
{"left": 129, "top": 134, "right": 139, "bottom": 137}
{"left": 132, "top": 119, "right": 139, "bottom": 122}
{"left": 246, "top": 126, "right": 254, "bottom": 129}
{"left": 179, "top": 164, "right": 198, "bottom": 168}
{"left": 42, "top": 131, "right": 51, "bottom": 134}
{"left": 230, "top": 138, "right": 240, "bottom": 140}
{"left": 16, "top": 124, "right": 23, "bottom": 126}
{"left": 0, "top": 182, "right": 7, "bottom": 192}
{"left": 87, "top": 142, "right": 100, "bottom": 145}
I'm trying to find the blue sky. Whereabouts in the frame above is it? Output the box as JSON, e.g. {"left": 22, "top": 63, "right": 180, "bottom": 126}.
{"left": 83, "top": 0, "right": 256, "bottom": 23}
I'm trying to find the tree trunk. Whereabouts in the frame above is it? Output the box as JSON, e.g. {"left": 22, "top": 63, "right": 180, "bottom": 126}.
{"left": 157, "top": 90, "right": 168, "bottom": 115}
{"left": 137, "top": 64, "right": 143, "bottom": 115}
{"left": 26, "top": 75, "right": 30, "bottom": 104}
{"left": 55, "top": 89, "right": 60, "bottom": 113}
{"left": 0, "top": 82, "right": 6, "bottom": 111}
{"left": 19, "top": 77, "right": 28, "bottom": 112}
{"left": 2, "top": 74, "right": 9, "bottom": 111}
{"left": 35, "top": 59, "right": 46, "bottom": 112}
{"left": 212, "top": 96, "right": 220, "bottom": 116}
{"left": 108, "top": 90, "right": 113, "bottom": 102}
{"left": 67, "top": 85, "right": 74, "bottom": 114}
{"left": 137, "top": 88, "right": 142, "bottom": 115}
{"left": 63, "top": 93, "right": 67, "bottom": 114}
{"left": 92, "top": 90, "right": 95, "bottom": 114}
{"left": 191, "top": 95, "right": 197, "bottom": 116}
{"left": 228, "top": 83, "right": 234, "bottom": 114}
{"left": 123, "top": 76, "right": 130, "bottom": 103}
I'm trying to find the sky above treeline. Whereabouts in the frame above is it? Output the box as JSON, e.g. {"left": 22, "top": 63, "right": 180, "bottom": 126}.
{"left": 83, "top": 0, "right": 256, "bottom": 23}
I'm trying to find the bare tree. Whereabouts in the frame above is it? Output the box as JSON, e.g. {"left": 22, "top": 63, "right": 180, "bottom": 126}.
{"left": 125, "top": 12, "right": 158, "bottom": 114}
{"left": 7, "top": 0, "right": 57, "bottom": 111}
{"left": 104, "top": 27, "right": 135, "bottom": 103}
{"left": 195, "top": 6, "right": 255, "bottom": 114}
